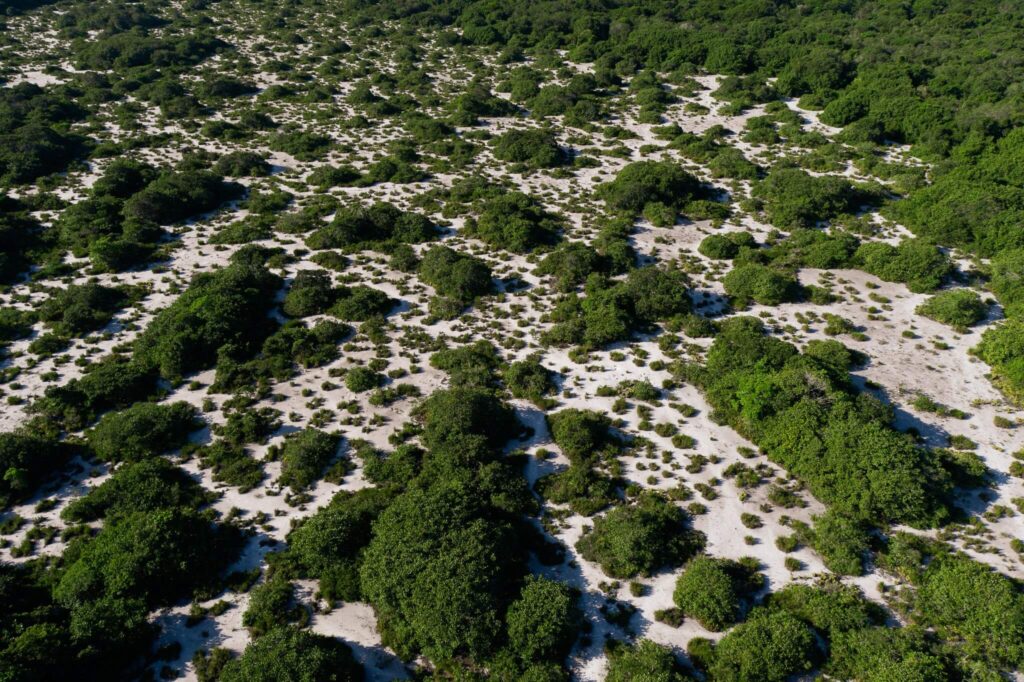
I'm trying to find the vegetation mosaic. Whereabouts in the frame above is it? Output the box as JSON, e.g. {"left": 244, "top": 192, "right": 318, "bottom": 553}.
{"left": 1, "top": 0, "right": 1023, "bottom": 680}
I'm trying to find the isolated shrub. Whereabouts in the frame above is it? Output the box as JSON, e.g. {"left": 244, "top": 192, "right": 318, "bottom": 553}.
{"left": 282, "top": 269, "right": 335, "bottom": 317}
{"left": 606, "top": 640, "right": 685, "bottom": 682}
{"left": 277, "top": 428, "right": 340, "bottom": 491}
{"left": 506, "top": 577, "right": 580, "bottom": 662}
{"left": 419, "top": 245, "right": 494, "bottom": 304}
{"left": 0, "top": 432, "right": 70, "bottom": 509}
{"left": 87, "top": 401, "right": 201, "bottom": 462}
{"left": 492, "top": 128, "right": 566, "bottom": 168}
{"left": 576, "top": 494, "right": 704, "bottom": 578}
{"left": 916, "top": 289, "right": 987, "bottom": 328}
{"left": 346, "top": 367, "right": 383, "bottom": 393}
{"left": 547, "top": 408, "right": 614, "bottom": 464}
{"left": 709, "top": 608, "right": 817, "bottom": 682}
{"left": 219, "top": 627, "right": 362, "bottom": 682}
{"left": 672, "top": 556, "right": 761, "bottom": 631}
{"left": 468, "top": 191, "right": 561, "bottom": 253}
{"left": 62, "top": 459, "right": 211, "bottom": 523}
{"left": 698, "top": 232, "right": 755, "bottom": 260}
{"left": 598, "top": 161, "right": 701, "bottom": 213}
{"left": 723, "top": 264, "right": 799, "bottom": 305}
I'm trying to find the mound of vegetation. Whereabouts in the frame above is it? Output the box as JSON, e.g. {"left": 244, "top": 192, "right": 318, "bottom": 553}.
{"left": 544, "top": 267, "right": 692, "bottom": 347}
{"left": 492, "top": 128, "right": 567, "bottom": 168}
{"left": 305, "top": 202, "right": 436, "bottom": 252}
{"left": 133, "top": 261, "right": 282, "bottom": 381}
{"left": 598, "top": 160, "right": 703, "bottom": 216}
{"left": 916, "top": 289, "right": 988, "bottom": 328}
{"left": 575, "top": 493, "right": 705, "bottom": 578}
{"left": 679, "top": 317, "right": 952, "bottom": 525}
{"left": 465, "top": 190, "right": 562, "bottom": 253}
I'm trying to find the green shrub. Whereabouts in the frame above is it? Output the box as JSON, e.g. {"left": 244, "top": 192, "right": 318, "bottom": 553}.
{"left": 87, "top": 401, "right": 201, "bottom": 462}
{"left": 219, "top": 627, "right": 362, "bottom": 682}
{"left": 276, "top": 428, "right": 340, "bottom": 491}
{"left": 505, "top": 576, "right": 580, "bottom": 662}
{"left": 575, "top": 494, "right": 704, "bottom": 578}
{"left": 709, "top": 608, "right": 817, "bottom": 682}
{"left": 467, "top": 191, "right": 562, "bottom": 253}
{"left": 492, "top": 128, "right": 566, "bottom": 168}
{"left": 598, "top": 161, "right": 702, "bottom": 214}
{"left": 672, "top": 555, "right": 762, "bottom": 631}
{"left": 606, "top": 639, "right": 686, "bottom": 682}
{"left": 723, "top": 264, "right": 799, "bottom": 305}
{"left": 916, "top": 289, "right": 987, "bottom": 327}
{"left": 62, "top": 459, "right": 211, "bottom": 523}
{"left": 419, "top": 245, "right": 494, "bottom": 305}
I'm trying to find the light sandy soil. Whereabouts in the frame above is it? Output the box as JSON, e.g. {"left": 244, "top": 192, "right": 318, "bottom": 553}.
{"left": 1, "top": 8, "right": 1021, "bottom": 681}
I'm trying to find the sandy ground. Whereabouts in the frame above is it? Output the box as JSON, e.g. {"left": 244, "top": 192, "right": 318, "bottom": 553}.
{"left": 1, "top": 9, "right": 1021, "bottom": 681}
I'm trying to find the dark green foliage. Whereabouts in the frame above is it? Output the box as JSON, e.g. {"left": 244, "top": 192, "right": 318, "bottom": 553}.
{"left": 505, "top": 577, "right": 580, "bottom": 663}
{"left": 916, "top": 289, "right": 987, "bottom": 328}
{"left": 284, "top": 488, "right": 392, "bottom": 602}
{"left": 503, "top": 356, "right": 556, "bottom": 405}
{"left": 989, "top": 248, "right": 1024, "bottom": 318}
{"left": 767, "top": 582, "right": 883, "bottom": 638}
{"left": 242, "top": 576, "right": 300, "bottom": 637}
{"left": 854, "top": 239, "right": 952, "bottom": 292}
{"left": 754, "top": 168, "right": 877, "bottom": 228}
{"left": 282, "top": 269, "right": 335, "bottom": 318}
{"left": 467, "top": 191, "right": 562, "bottom": 253}
{"left": 419, "top": 245, "right": 494, "bottom": 305}
{"left": 974, "top": 318, "right": 1024, "bottom": 405}
{"left": 811, "top": 510, "right": 870, "bottom": 576}
{"left": 277, "top": 428, "right": 340, "bottom": 491}
{"left": 123, "top": 171, "right": 241, "bottom": 225}
{"left": 598, "top": 161, "right": 701, "bottom": 214}
{"left": 492, "top": 128, "right": 567, "bottom": 168}
{"left": 268, "top": 129, "right": 332, "bottom": 161}
{"left": 698, "top": 232, "right": 756, "bottom": 260}
{"left": 828, "top": 626, "right": 948, "bottom": 682}
{"left": 62, "top": 459, "right": 212, "bottom": 523}
{"left": 710, "top": 609, "right": 817, "bottom": 681}
{"left": 535, "top": 465, "right": 618, "bottom": 516}
{"left": 219, "top": 627, "right": 363, "bottom": 682}
{"left": 196, "top": 440, "right": 265, "bottom": 492}
{"left": 722, "top": 264, "right": 800, "bottom": 306}
{"left": 575, "top": 494, "right": 704, "bottom": 578}
{"left": 37, "top": 283, "right": 130, "bottom": 335}
{"left": 535, "top": 242, "right": 607, "bottom": 292}
{"left": 416, "top": 387, "right": 518, "bottom": 451}
{"left": 0, "top": 432, "right": 71, "bottom": 509}
{"left": 606, "top": 639, "right": 686, "bottom": 682}
{"left": 547, "top": 408, "right": 615, "bottom": 465}
{"left": 359, "top": 483, "right": 523, "bottom": 662}
{"left": 31, "top": 356, "right": 158, "bottom": 430}
{"left": 685, "top": 317, "right": 950, "bottom": 525}
{"left": 672, "top": 555, "right": 763, "bottom": 631}
{"left": 0, "top": 83, "right": 87, "bottom": 185}
{"left": 306, "top": 202, "right": 436, "bottom": 252}
{"left": 213, "top": 151, "right": 270, "bottom": 177}
{"left": 330, "top": 285, "right": 395, "bottom": 321}
{"left": 545, "top": 267, "right": 691, "bottom": 348}
{"left": 345, "top": 367, "right": 383, "bottom": 393}
{"left": 55, "top": 508, "right": 240, "bottom": 609}
{"left": 914, "top": 555, "right": 1024, "bottom": 668}
{"left": 133, "top": 262, "right": 282, "bottom": 381}
{"left": 307, "top": 164, "right": 361, "bottom": 190}
{"left": 87, "top": 401, "right": 201, "bottom": 463}
{"left": 430, "top": 340, "right": 501, "bottom": 388}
